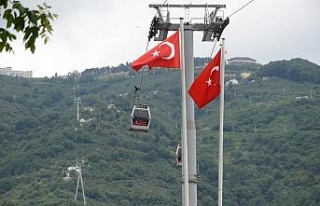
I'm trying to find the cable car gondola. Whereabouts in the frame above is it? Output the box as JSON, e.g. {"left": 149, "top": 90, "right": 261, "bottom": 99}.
{"left": 175, "top": 144, "right": 182, "bottom": 166}
{"left": 130, "top": 104, "right": 151, "bottom": 132}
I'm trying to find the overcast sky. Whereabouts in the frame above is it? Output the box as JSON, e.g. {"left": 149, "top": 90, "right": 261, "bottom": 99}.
{"left": 0, "top": 0, "right": 319, "bottom": 77}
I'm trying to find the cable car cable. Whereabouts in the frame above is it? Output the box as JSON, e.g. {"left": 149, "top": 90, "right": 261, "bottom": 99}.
{"left": 133, "top": 0, "right": 169, "bottom": 105}
{"left": 228, "top": 0, "right": 256, "bottom": 18}
{"left": 209, "top": 38, "right": 218, "bottom": 59}
{"left": 131, "top": 0, "right": 169, "bottom": 131}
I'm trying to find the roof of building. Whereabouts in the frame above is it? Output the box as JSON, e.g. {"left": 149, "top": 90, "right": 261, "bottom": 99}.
{"left": 227, "top": 57, "right": 256, "bottom": 61}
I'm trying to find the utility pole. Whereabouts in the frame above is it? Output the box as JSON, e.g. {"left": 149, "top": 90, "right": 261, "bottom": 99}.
{"left": 149, "top": 4, "right": 229, "bottom": 206}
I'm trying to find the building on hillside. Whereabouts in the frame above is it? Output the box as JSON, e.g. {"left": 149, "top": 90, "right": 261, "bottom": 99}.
{"left": 240, "top": 72, "right": 251, "bottom": 79}
{"left": 0, "top": 67, "right": 32, "bottom": 78}
{"left": 108, "top": 104, "right": 116, "bottom": 109}
{"left": 67, "top": 70, "right": 81, "bottom": 78}
{"left": 225, "top": 73, "right": 237, "bottom": 79}
{"left": 227, "top": 57, "right": 256, "bottom": 65}
{"left": 226, "top": 78, "right": 239, "bottom": 86}
{"left": 83, "top": 106, "right": 95, "bottom": 111}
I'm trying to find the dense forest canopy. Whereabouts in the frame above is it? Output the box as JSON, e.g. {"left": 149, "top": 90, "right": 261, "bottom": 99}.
{"left": 256, "top": 58, "right": 320, "bottom": 83}
{"left": 0, "top": 58, "right": 320, "bottom": 205}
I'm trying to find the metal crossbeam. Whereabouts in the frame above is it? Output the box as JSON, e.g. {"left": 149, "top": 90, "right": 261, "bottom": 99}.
{"left": 148, "top": 3, "right": 228, "bottom": 41}
{"left": 149, "top": 4, "right": 226, "bottom": 9}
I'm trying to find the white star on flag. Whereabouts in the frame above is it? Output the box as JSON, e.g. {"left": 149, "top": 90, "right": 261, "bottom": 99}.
{"left": 206, "top": 78, "right": 212, "bottom": 86}
{"left": 188, "top": 48, "right": 221, "bottom": 109}
{"left": 152, "top": 50, "right": 160, "bottom": 57}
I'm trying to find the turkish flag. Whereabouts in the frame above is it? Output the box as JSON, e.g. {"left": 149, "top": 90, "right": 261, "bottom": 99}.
{"left": 188, "top": 49, "right": 221, "bottom": 109}
{"left": 131, "top": 31, "right": 180, "bottom": 71}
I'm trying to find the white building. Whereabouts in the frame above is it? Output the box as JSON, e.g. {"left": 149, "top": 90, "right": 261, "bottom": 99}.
{"left": 226, "top": 78, "right": 239, "bottom": 86}
{"left": 0, "top": 67, "right": 32, "bottom": 78}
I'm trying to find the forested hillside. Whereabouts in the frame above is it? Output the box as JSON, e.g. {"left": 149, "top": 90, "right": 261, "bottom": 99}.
{"left": 0, "top": 58, "right": 320, "bottom": 206}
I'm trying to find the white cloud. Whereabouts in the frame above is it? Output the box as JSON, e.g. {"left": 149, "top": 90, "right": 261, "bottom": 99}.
{"left": 0, "top": 0, "right": 319, "bottom": 77}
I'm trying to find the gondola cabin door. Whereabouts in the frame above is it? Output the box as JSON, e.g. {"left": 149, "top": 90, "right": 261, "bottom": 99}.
{"left": 130, "top": 104, "right": 151, "bottom": 132}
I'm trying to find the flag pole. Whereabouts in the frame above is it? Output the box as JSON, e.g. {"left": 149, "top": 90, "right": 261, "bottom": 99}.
{"left": 218, "top": 38, "right": 225, "bottom": 206}
{"left": 180, "top": 17, "right": 189, "bottom": 206}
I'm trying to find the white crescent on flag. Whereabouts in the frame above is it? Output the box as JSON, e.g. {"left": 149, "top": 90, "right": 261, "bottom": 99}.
{"left": 210, "top": 66, "right": 219, "bottom": 76}
{"left": 159, "top": 42, "right": 175, "bottom": 60}
{"left": 206, "top": 66, "right": 219, "bottom": 86}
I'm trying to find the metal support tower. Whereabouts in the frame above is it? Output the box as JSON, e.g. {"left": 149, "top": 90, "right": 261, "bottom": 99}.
{"left": 74, "top": 161, "right": 87, "bottom": 205}
{"left": 74, "top": 97, "right": 81, "bottom": 122}
{"left": 72, "top": 76, "right": 86, "bottom": 205}
{"left": 149, "top": 4, "right": 229, "bottom": 206}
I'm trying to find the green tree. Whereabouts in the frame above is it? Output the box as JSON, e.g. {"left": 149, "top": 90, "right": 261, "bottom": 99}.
{"left": 0, "top": 0, "right": 57, "bottom": 53}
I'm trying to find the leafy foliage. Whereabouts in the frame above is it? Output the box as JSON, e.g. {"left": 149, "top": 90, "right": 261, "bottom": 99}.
{"left": 0, "top": 0, "right": 57, "bottom": 53}
{"left": 256, "top": 58, "right": 320, "bottom": 83}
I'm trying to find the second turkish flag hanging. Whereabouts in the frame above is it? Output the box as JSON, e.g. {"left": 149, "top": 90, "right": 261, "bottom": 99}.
{"left": 188, "top": 49, "right": 221, "bottom": 109}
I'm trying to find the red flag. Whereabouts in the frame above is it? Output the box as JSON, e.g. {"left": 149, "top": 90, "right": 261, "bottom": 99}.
{"left": 131, "top": 31, "right": 180, "bottom": 71}
{"left": 188, "top": 49, "right": 222, "bottom": 109}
